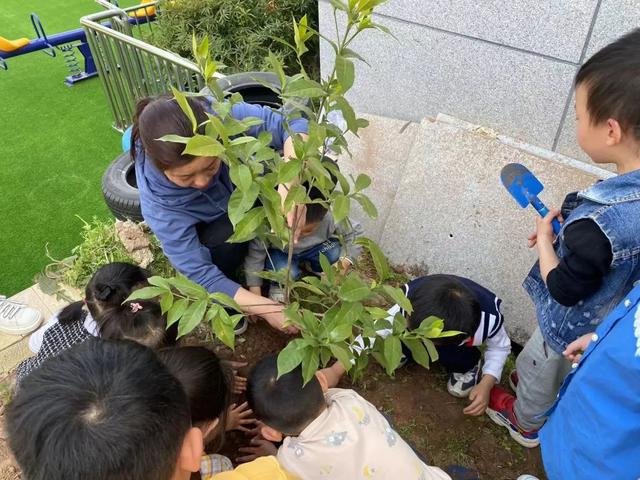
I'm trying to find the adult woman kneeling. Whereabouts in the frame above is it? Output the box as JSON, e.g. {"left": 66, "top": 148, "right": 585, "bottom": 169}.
{"left": 132, "top": 95, "right": 307, "bottom": 334}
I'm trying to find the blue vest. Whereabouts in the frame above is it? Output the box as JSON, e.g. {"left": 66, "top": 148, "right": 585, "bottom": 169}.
{"left": 523, "top": 169, "right": 640, "bottom": 353}
{"left": 539, "top": 283, "right": 640, "bottom": 479}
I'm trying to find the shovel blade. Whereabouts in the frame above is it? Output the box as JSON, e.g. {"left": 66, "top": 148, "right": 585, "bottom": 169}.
{"left": 500, "top": 163, "right": 544, "bottom": 208}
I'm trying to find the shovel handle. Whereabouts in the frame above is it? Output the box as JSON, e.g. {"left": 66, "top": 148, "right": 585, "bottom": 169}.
{"left": 530, "top": 196, "right": 562, "bottom": 235}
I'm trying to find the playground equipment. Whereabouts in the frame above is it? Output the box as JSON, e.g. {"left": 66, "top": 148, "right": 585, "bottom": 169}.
{"left": 0, "top": 2, "right": 156, "bottom": 87}
{"left": 81, "top": 2, "right": 210, "bottom": 131}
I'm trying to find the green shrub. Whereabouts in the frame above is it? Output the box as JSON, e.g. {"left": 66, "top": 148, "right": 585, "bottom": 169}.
{"left": 150, "top": 0, "right": 319, "bottom": 78}
{"left": 37, "top": 218, "right": 175, "bottom": 298}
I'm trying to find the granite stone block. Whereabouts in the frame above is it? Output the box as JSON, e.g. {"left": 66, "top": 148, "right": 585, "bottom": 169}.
{"left": 379, "top": 119, "right": 603, "bottom": 343}
{"left": 376, "top": 0, "right": 598, "bottom": 62}
{"left": 320, "top": 1, "right": 577, "bottom": 150}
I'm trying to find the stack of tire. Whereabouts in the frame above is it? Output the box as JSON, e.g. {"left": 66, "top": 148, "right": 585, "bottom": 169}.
{"left": 102, "top": 72, "right": 286, "bottom": 222}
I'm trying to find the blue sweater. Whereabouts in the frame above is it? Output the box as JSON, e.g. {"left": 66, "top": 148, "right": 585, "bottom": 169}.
{"left": 135, "top": 101, "right": 309, "bottom": 297}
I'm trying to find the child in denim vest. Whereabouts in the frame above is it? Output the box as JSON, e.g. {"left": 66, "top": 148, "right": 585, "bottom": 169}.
{"left": 487, "top": 29, "right": 640, "bottom": 448}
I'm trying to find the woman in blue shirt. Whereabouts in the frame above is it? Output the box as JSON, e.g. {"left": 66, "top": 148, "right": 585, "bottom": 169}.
{"left": 132, "top": 95, "right": 308, "bottom": 333}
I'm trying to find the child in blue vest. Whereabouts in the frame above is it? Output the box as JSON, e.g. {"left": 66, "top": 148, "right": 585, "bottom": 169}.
{"left": 487, "top": 28, "right": 640, "bottom": 448}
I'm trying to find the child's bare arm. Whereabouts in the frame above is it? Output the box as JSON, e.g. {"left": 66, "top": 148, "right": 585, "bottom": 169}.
{"left": 318, "top": 361, "right": 347, "bottom": 389}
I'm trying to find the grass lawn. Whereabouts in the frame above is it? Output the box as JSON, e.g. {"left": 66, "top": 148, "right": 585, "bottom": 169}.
{"left": 0, "top": 0, "right": 125, "bottom": 295}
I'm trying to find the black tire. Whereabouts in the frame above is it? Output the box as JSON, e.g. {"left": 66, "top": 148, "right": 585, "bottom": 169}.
{"left": 102, "top": 151, "right": 143, "bottom": 222}
{"left": 102, "top": 72, "right": 293, "bottom": 222}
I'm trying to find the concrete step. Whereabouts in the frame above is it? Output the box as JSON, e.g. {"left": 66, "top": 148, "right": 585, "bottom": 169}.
{"left": 341, "top": 113, "right": 609, "bottom": 344}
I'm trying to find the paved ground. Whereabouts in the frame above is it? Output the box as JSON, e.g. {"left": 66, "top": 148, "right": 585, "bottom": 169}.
{"left": 0, "top": 286, "right": 80, "bottom": 374}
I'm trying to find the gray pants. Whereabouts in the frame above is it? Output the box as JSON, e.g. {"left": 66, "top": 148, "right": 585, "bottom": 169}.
{"left": 514, "top": 327, "right": 573, "bottom": 431}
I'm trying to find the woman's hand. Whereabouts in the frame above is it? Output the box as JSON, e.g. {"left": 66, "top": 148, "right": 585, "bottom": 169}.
{"left": 278, "top": 184, "right": 307, "bottom": 244}
{"left": 263, "top": 307, "right": 299, "bottom": 335}
{"left": 234, "top": 288, "right": 299, "bottom": 335}
{"left": 226, "top": 402, "right": 255, "bottom": 433}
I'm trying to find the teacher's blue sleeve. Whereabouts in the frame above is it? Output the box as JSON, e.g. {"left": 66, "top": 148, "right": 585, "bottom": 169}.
{"left": 143, "top": 205, "right": 241, "bottom": 298}
{"left": 230, "top": 102, "right": 309, "bottom": 150}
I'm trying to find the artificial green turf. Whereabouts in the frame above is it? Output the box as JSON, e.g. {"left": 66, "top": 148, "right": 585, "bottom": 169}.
{"left": 0, "top": 0, "right": 125, "bottom": 295}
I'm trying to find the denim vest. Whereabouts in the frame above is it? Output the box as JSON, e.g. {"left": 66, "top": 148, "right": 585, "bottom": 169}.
{"left": 523, "top": 169, "right": 640, "bottom": 354}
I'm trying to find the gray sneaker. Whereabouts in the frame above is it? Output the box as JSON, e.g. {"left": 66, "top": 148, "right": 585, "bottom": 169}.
{"left": 268, "top": 285, "right": 285, "bottom": 304}
{"left": 0, "top": 296, "right": 42, "bottom": 336}
{"left": 446, "top": 360, "right": 481, "bottom": 398}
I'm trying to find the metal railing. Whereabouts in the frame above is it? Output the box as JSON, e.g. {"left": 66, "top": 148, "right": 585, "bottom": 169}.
{"left": 81, "top": 2, "right": 215, "bottom": 131}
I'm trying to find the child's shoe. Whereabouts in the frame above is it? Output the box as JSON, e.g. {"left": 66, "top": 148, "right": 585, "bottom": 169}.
{"left": 0, "top": 296, "right": 42, "bottom": 336}
{"left": 508, "top": 369, "right": 519, "bottom": 392}
{"left": 486, "top": 385, "right": 539, "bottom": 448}
{"left": 268, "top": 285, "right": 285, "bottom": 304}
{"left": 517, "top": 476, "right": 540, "bottom": 480}
{"left": 447, "top": 360, "right": 481, "bottom": 398}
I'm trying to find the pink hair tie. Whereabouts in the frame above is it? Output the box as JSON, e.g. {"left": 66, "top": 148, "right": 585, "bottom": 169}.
{"left": 130, "top": 303, "right": 143, "bottom": 313}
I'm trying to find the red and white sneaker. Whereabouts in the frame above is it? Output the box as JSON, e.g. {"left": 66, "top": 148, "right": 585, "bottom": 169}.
{"left": 485, "top": 386, "right": 539, "bottom": 448}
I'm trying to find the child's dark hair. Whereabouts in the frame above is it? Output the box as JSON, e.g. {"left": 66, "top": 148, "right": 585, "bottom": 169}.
{"left": 247, "top": 354, "right": 324, "bottom": 435}
{"left": 131, "top": 94, "right": 210, "bottom": 169}
{"left": 407, "top": 275, "right": 480, "bottom": 346}
{"left": 59, "top": 262, "right": 176, "bottom": 348}
{"left": 305, "top": 157, "right": 340, "bottom": 225}
{"left": 7, "top": 339, "right": 192, "bottom": 480}
{"left": 158, "top": 346, "right": 232, "bottom": 451}
{"left": 576, "top": 28, "right": 640, "bottom": 140}
{"left": 306, "top": 184, "right": 330, "bottom": 224}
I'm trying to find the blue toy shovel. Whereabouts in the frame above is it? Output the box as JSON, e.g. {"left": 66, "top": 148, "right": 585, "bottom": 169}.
{"left": 500, "top": 163, "right": 561, "bottom": 235}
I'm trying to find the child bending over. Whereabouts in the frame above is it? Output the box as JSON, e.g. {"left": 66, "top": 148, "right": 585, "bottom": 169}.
{"left": 7, "top": 339, "right": 205, "bottom": 480}
{"left": 353, "top": 274, "right": 510, "bottom": 416}
{"left": 244, "top": 355, "right": 451, "bottom": 480}
{"left": 159, "top": 346, "right": 255, "bottom": 479}
{"left": 16, "top": 262, "right": 176, "bottom": 383}
{"left": 244, "top": 173, "right": 362, "bottom": 303}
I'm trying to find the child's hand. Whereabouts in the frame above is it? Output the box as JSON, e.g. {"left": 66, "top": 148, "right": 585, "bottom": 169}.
{"left": 563, "top": 333, "right": 595, "bottom": 363}
{"left": 535, "top": 209, "right": 562, "bottom": 245}
{"left": 244, "top": 421, "right": 266, "bottom": 439}
{"left": 463, "top": 376, "right": 495, "bottom": 416}
{"left": 221, "top": 360, "right": 248, "bottom": 394}
{"left": 527, "top": 231, "right": 538, "bottom": 249}
{"left": 339, "top": 258, "right": 352, "bottom": 275}
{"left": 237, "top": 437, "right": 278, "bottom": 463}
{"left": 226, "top": 402, "right": 255, "bottom": 433}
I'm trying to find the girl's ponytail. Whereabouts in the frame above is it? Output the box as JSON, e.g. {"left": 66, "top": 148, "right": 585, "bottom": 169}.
{"left": 57, "top": 301, "right": 85, "bottom": 325}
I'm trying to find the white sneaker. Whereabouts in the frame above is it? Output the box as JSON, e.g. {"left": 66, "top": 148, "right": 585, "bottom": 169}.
{"left": 517, "top": 476, "right": 540, "bottom": 480}
{"left": 0, "top": 296, "right": 42, "bottom": 336}
{"left": 268, "top": 285, "right": 285, "bottom": 304}
{"left": 446, "top": 360, "right": 481, "bottom": 398}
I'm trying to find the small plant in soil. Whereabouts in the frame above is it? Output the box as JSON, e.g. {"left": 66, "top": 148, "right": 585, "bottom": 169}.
{"left": 35, "top": 217, "right": 175, "bottom": 301}
{"left": 128, "top": 0, "right": 460, "bottom": 383}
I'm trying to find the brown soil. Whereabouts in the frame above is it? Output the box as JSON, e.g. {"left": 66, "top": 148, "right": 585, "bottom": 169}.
{"left": 0, "top": 324, "right": 546, "bottom": 480}
{"left": 216, "top": 323, "right": 547, "bottom": 480}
